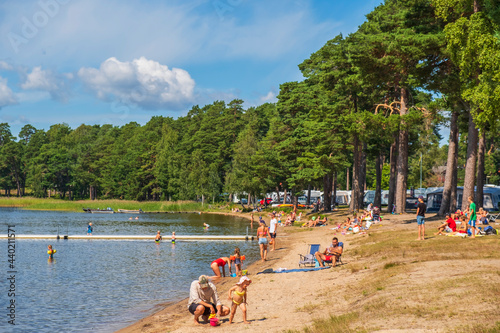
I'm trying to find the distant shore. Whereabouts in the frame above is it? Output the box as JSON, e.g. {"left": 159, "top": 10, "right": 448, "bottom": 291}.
{"left": 0, "top": 197, "right": 231, "bottom": 213}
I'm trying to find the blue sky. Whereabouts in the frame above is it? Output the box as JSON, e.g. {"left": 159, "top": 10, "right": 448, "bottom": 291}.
{"left": 0, "top": 0, "right": 383, "bottom": 137}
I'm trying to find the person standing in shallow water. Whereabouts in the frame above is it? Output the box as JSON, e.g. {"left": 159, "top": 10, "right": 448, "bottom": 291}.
{"left": 416, "top": 196, "right": 426, "bottom": 240}
{"left": 87, "top": 222, "right": 93, "bottom": 235}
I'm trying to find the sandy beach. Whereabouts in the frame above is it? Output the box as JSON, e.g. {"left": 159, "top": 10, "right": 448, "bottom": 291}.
{"left": 117, "top": 210, "right": 500, "bottom": 333}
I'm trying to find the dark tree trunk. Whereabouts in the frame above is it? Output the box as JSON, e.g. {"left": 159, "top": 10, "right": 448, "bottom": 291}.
{"left": 476, "top": 130, "right": 486, "bottom": 207}
{"left": 462, "top": 113, "right": 478, "bottom": 210}
{"left": 439, "top": 110, "right": 459, "bottom": 215}
{"left": 388, "top": 133, "right": 398, "bottom": 213}
{"left": 307, "top": 185, "right": 311, "bottom": 205}
{"left": 350, "top": 135, "right": 362, "bottom": 212}
{"left": 359, "top": 142, "right": 367, "bottom": 207}
{"left": 323, "top": 174, "right": 332, "bottom": 212}
{"left": 346, "top": 168, "right": 350, "bottom": 191}
{"left": 332, "top": 172, "right": 338, "bottom": 209}
{"left": 395, "top": 88, "right": 409, "bottom": 214}
{"left": 374, "top": 152, "right": 383, "bottom": 208}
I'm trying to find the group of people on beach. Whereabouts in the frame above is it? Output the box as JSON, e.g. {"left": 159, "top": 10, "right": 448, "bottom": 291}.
{"left": 189, "top": 247, "right": 252, "bottom": 325}
{"left": 417, "top": 195, "right": 485, "bottom": 240}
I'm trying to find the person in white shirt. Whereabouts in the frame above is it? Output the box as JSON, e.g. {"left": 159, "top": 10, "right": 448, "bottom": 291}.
{"left": 269, "top": 213, "right": 278, "bottom": 251}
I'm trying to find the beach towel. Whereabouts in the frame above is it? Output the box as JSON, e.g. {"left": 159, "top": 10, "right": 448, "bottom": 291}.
{"left": 257, "top": 267, "right": 330, "bottom": 275}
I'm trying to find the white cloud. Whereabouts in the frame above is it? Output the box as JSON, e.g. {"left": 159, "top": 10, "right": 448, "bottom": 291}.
{"left": 0, "top": 77, "right": 18, "bottom": 108}
{"left": 0, "top": 61, "right": 13, "bottom": 71}
{"left": 21, "top": 66, "right": 71, "bottom": 101}
{"left": 259, "top": 90, "right": 277, "bottom": 104}
{"left": 78, "top": 57, "right": 196, "bottom": 110}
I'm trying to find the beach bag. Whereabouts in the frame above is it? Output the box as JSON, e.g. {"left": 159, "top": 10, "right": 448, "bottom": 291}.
{"left": 353, "top": 226, "right": 360, "bottom": 233}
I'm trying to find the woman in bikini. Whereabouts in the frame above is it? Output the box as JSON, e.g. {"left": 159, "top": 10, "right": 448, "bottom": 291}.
{"left": 256, "top": 220, "right": 269, "bottom": 262}
{"left": 227, "top": 276, "right": 251, "bottom": 324}
{"left": 210, "top": 257, "right": 232, "bottom": 278}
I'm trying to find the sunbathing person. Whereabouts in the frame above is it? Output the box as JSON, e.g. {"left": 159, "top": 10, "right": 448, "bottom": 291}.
{"left": 314, "top": 237, "right": 343, "bottom": 267}
{"left": 450, "top": 216, "right": 468, "bottom": 235}
{"left": 435, "top": 213, "right": 457, "bottom": 235}
{"left": 306, "top": 216, "right": 318, "bottom": 227}
{"left": 317, "top": 216, "right": 328, "bottom": 226}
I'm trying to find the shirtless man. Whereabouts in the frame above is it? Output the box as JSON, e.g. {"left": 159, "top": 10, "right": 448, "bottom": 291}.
{"left": 315, "top": 237, "right": 343, "bottom": 267}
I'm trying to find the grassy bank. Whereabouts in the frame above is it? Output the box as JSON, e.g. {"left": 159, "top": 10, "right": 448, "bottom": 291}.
{"left": 286, "top": 224, "right": 500, "bottom": 333}
{"left": 0, "top": 197, "right": 220, "bottom": 213}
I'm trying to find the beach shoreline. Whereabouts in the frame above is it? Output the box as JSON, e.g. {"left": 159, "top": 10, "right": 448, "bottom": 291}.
{"left": 117, "top": 210, "right": 500, "bottom": 333}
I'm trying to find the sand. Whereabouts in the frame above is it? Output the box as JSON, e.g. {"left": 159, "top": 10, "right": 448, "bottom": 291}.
{"left": 117, "top": 210, "right": 500, "bottom": 333}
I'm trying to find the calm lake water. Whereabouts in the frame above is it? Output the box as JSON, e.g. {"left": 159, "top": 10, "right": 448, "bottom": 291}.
{"left": 0, "top": 208, "right": 259, "bottom": 333}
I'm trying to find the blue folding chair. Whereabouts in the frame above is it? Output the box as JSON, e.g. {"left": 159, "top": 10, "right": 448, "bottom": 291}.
{"left": 323, "top": 242, "right": 344, "bottom": 267}
{"left": 298, "top": 244, "right": 320, "bottom": 267}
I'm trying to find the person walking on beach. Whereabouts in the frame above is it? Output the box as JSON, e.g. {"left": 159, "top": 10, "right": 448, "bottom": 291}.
{"left": 468, "top": 196, "right": 477, "bottom": 238}
{"left": 188, "top": 275, "right": 230, "bottom": 325}
{"left": 416, "top": 195, "right": 426, "bottom": 240}
{"left": 227, "top": 276, "right": 252, "bottom": 324}
{"left": 210, "top": 257, "right": 232, "bottom": 278}
{"left": 256, "top": 220, "right": 269, "bottom": 262}
{"left": 269, "top": 213, "right": 278, "bottom": 251}
{"left": 87, "top": 223, "right": 93, "bottom": 235}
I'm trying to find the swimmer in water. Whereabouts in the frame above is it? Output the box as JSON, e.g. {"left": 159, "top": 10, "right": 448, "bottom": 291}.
{"left": 155, "top": 231, "right": 162, "bottom": 243}
{"left": 203, "top": 223, "right": 210, "bottom": 229}
{"left": 47, "top": 245, "right": 56, "bottom": 259}
{"left": 171, "top": 231, "right": 176, "bottom": 244}
{"left": 87, "top": 223, "right": 93, "bottom": 235}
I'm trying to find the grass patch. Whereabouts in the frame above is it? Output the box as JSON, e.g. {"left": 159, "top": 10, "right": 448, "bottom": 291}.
{"left": 451, "top": 322, "right": 500, "bottom": 333}
{"left": 286, "top": 312, "right": 363, "bottom": 333}
{"left": 383, "top": 262, "right": 400, "bottom": 269}
{"left": 0, "top": 197, "right": 222, "bottom": 213}
{"left": 295, "top": 303, "right": 323, "bottom": 314}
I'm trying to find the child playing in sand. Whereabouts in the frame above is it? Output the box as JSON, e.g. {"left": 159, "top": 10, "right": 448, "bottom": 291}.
{"left": 233, "top": 247, "right": 243, "bottom": 276}
{"left": 228, "top": 276, "right": 251, "bottom": 324}
{"left": 47, "top": 245, "right": 56, "bottom": 259}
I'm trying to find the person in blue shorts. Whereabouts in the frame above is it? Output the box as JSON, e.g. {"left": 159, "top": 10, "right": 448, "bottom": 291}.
{"left": 416, "top": 196, "right": 426, "bottom": 240}
{"left": 468, "top": 196, "right": 477, "bottom": 239}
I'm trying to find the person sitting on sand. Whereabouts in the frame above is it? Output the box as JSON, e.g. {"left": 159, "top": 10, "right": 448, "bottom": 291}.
{"left": 227, "top": 276, "right": 252, "bottom": 324}
{"left": 435, "top": 213, "right": 457, "bottom": 235}
{"left": 188, "top": 275, "right": 230, "bottom": 325}
{"left": 318, "top": 215, "right": 328, "bottom": 226}
{"left": 305, "top": 216, "right": 318, "bottom": 227}
{"left": 450, "top": 216, "right": 468, "bottom": 235}
{"left": 314, "top": 237, "right": 343, "bottom": 267}
{"left": 210, "top": 257, "right": 232, "bottom": 278}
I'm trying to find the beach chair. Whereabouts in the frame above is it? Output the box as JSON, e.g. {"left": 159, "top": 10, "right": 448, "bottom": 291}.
{"left": 487, "top": 211, "right": 500, "bottom": 222}
{"left": 323, "top": 242, "right": 344, "bottom": 267}
{"left": 298, "top": 244, "right": 320, "bottom": 267}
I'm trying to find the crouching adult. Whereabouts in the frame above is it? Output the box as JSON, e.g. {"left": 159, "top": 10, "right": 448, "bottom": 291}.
{"left": 188, "top": 275, "right": 230, "bottom": 325}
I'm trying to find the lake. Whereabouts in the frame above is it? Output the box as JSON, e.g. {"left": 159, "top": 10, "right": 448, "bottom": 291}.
{"left": 0, "top": 208, "right": 258, "bottom": 332}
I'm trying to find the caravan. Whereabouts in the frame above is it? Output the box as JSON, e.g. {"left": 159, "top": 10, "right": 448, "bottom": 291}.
{"left": 426, "top": 186, "right": 500, "bottom": 212}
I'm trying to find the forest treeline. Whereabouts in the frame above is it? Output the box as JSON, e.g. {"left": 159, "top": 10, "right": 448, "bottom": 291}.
{"left": 1, "top": 0, "right": 499, "bottom": 214}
